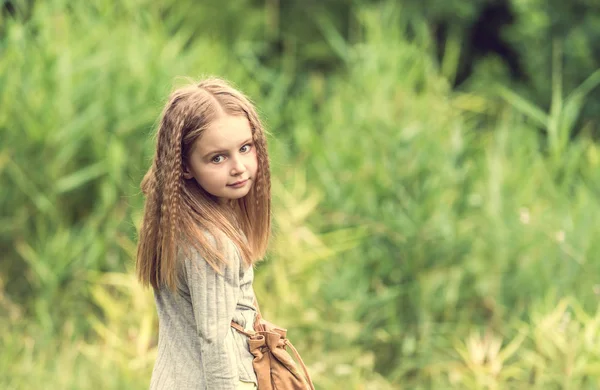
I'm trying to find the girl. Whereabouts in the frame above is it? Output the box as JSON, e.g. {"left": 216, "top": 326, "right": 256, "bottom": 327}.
{"left": 136, "top": 77, "right": 271, "bottom": 390}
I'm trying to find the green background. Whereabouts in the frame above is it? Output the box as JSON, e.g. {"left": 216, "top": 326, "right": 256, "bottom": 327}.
{"left": 2, "top": 0, "right": 600, "bottom": 388}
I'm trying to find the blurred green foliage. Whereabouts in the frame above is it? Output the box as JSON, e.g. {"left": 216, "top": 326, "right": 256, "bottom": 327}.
{"left": 2, "top": 0, "right": 600, "bottom": 389}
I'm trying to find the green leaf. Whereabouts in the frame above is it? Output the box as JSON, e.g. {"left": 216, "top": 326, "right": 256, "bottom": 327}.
{"left": 496, "top": 85, "right": 548, "bottom": 127}
{"left": 54, "top": 162, "right": 106, "bottom": 194}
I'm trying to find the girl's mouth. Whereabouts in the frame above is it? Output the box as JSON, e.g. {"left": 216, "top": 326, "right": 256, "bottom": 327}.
{"left": 227, "top": 179, "right": 249, "bottom": 188}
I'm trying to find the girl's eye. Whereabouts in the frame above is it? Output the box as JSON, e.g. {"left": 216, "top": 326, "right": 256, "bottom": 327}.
{"left": 240, "top": 144, "right": 252, "bottom": 153}
{"left": 211, "top": 155, "right": 224, "bottom": 164}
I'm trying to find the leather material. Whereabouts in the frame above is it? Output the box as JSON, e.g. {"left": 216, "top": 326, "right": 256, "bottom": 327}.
{"left": 231, "top": 299, "right": 315, "bottom": 390}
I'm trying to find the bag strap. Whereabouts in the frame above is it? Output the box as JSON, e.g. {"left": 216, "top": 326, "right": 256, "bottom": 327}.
{"left": 230, "top": 321, "right": 254, "bottom": 337}
{"left": 230, "top": 293, "right": 261, "bottom": 336}
{"left": 284, "top": 339, "right": 316, "bottom": 390}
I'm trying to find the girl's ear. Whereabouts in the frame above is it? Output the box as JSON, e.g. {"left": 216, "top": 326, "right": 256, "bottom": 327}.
{"left": 182, "top": 163, "right": 193, "bottom": 180}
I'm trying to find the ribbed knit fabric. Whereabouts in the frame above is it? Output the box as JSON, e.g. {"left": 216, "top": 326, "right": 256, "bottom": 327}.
{"left": 149, "top": 237, "right": 258, "bottom": 390}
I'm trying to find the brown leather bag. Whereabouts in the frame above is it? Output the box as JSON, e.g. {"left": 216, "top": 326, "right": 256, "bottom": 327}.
{"left": 231, "top": 299, "right": 315, "bottom": 390}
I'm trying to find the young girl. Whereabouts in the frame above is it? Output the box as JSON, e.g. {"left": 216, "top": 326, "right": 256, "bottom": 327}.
{"left": 136, "top": 77, "right": 271, "bottom": 390}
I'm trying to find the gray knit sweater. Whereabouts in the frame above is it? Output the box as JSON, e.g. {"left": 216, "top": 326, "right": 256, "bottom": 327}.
{"left": 150, "top": 238, "right": 258, "bottom": 389}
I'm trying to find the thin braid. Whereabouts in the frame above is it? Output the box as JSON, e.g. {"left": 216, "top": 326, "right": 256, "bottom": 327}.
{"left": 248, "top": 108, "right": 271, "bottom": 204}
{"left": 242, "top": 104, "right": 271, "bottom": 257}
{"left": 137, "top": 161, "right": 162, "bottom": 285}
{"left": 146, "top": 164, "right": 162, "bottom": 283}
{"left": 160, "top": 111, "right": 186, "bottom": 287}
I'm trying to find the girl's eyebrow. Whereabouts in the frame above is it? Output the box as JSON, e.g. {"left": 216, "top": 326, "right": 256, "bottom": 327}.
{"left": 203, "top": 138, "right": 253, "bottom": 159}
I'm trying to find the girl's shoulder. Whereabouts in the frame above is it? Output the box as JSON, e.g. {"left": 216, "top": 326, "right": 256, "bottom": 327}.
{"left": 177, "top": 229, "right": 242, "bottom": 270}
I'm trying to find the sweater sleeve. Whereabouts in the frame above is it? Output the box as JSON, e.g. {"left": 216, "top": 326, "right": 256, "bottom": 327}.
{"left": 181, "top": 240, "right": 241, "bottom": 390}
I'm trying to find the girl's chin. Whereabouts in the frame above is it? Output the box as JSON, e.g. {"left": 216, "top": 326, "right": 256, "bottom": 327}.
{"left": 217, "top": 188, "right": 252, "bottom": 202}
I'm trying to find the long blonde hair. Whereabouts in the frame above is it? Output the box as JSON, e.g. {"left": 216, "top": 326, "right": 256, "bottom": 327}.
{"left": 136, "top": 77, "right": 271, "bottom": 290}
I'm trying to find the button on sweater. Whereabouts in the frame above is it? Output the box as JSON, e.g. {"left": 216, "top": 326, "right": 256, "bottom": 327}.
{"left": 150, "top": 238, "right": 258, "bottom": 390}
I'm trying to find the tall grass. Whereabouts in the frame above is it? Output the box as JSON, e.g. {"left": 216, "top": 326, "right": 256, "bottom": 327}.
{"left": 2, "top": 1, "right": 600, "bottom": 389}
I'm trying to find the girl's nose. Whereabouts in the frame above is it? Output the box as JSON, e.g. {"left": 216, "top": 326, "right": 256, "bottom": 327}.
{"left": 230, "top": 156, "right": 246, "bottom": 175}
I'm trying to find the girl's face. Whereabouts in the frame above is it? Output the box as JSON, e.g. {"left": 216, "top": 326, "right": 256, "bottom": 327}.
{"left": 184, "top": 114, "right": 258, "bottom": 203}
